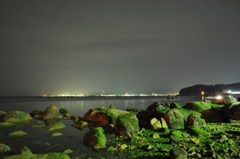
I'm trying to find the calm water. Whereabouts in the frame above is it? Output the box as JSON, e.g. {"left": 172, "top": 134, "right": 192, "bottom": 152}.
{"left": 0, "top": 96, "right": 201, "bottom": 158}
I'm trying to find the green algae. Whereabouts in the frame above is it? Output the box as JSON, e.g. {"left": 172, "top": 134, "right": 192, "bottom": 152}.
{"left": 8, "top": 130, "right": 28, "bottom": 137}
{"left": 0, "top": 143, "right": 11, "bottom": 152}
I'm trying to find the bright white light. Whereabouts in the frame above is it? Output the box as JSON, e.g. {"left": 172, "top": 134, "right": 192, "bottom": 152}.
{"left": 215, "top": 95, "right": 223, "bottom": 100}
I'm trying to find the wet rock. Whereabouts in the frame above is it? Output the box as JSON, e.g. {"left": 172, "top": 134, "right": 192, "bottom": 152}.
{"left": 0, "top": 111, "right": 7, "bottom": 120}
{"left": 187, "top": 114, "right": 206, "bottom": 128}
{"left": 3, "top": 111, "right": 32, "bottom": 122}
{"left": 119, "top": 144, "right": 128, "bottom": 150}
{"left": 164, "top": 108, "right": 185, "bottom": 129}
{"left": 30, "top": 110, "right": 43, "bottom": 119}
{"left": 83, "top": 109, "right": 109, "bottom": 127}
{"left": 63, "top": 149, "right": 73, "bottom": 154}
{"left": 41, "top": 104, "right": 62, "bottom": 119}
{"left": 83, "top": 127, "right": 106, "bottom": 150}
{"left": 152, "top": 133, "right": 160, "bottom": 139}
{"left": 0, "top": 143, "right": 11, "bottom": 152}
{"left": 59, "top": 108, "right": 69, "bottom": 115}
{"left": 169, "top": 148, "right": 187, "bottom": 159}
{"left": 44, "top": 119, "right": 66, "bottom": 131}
{"left": 8, "top": 130, "right": 28, "bottom": 137}
{"left": 51, "top": 132, "right": 63, "bottom": 137}
{"left": 72, "top": 121, "right": 88, "bottom": 130}
{"left": 115, "top": 113, "right": 139, "bottom": 134}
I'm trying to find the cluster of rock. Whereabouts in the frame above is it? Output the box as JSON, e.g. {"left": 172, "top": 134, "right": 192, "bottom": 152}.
{"left": 1, "top": 96, "right": 240, "bottom": 158}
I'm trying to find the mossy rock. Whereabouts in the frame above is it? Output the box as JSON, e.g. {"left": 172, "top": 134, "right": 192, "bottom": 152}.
{"left": 187, "top": 114, "right": 206, "bottom": 128}
{"left": 0, "top": 122, "right": 15, "bottom": 127}
{"left": 83, "top": 127, "right": 106, "bottom": 150}
{"left": 170, "top": 103, "right": 182, "bottom": 109}
{"left": 42, "top": 104, "right": 62, "bottom": 119}
{"left": 0, "top": 143, "right": 11, "bottom": 152}
{"left": 183, "top": 102, "right": 213, "bottom": 112}
{"left": 4, "top": 111, "right": 32, "bottom": 122}
{"left": 51, "top": 132, "right": 63, "bottom": 137}
{"left": 44, "top": 121, "right": 66, "bottom": 131}
{"left": 147, "top": 102, "right": 166, "bottom": 112}
{"left": 8, "top": 130, "right": 28, "bottom": 137}
{"left": 169, "top": 148, "right": 187, "bottom": 159}
{"left": 163, "top": 108, "right": 185, "bottom": 129}
{"left": 59, "top": 108, "right": 69, "bottom": 115}
{"left": 115, "top": 113, "right": 139, "bottom": 134}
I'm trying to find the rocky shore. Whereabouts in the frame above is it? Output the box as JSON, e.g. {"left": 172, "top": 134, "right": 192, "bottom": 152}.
{"left": 0, "top": 97, "right": 240, "bottom": 158}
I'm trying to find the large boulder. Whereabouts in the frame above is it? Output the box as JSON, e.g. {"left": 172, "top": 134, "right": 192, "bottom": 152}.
{"left": 83, "top": 127, "right": 106, "bottom": 150}
{"left": 201, "top": 107, "right": 227, "bottom": 122}
{"left": 222, "top": 102, "right": 240, "bottom": 121}
{"left": 3, "top": 111, "right": 32, "bottom": 122}
{"left": 83, "top": 108, "right": 129, "bottom": 128}
{"left": 187, "top": 114, "right": 206, "bottom": 128}
{"left": 137, "top": 110, "right": 154, "bottom": 129}
{"left": 163, "top": 108, "right": 185, "bottom": 129}
{"left": 41, "top": 105, "right": 62, "bottom": 119}
{"left": 115, "top": 113, "right": 139, "bottom": 134}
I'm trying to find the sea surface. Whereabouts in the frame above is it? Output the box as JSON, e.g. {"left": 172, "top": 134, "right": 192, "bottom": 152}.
{"left": 0, "top": 96, "right": 201, "bottom": 158}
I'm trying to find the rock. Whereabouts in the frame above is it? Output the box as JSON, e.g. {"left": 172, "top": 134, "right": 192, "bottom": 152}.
{"left": 169, "top": 148, "right": 187, "bottom": 159}
{"left": 183, "top": 101, "right": 212, "bottom": 112}
{"left": 222, "top": 102, "right": 240, "bottom": 121}
{"left": 187, "top": 114, "right": 206, "bottom": 128}
{"left": 126, "top": 108, "right": 139, "bottom": 112}
{"left": 44, "top": 119, "right": 66, "bottom": 131}
{"left": 137, "top": 110, "right": 154, "bottom": 129}
{"left": 30, "top": 110, "right": 43, "bottom": 119}
{"left": 201, "top": 107, "right": 227, "bottom": 122}
{"left": 152, "top": 133, "right": 160, "bottom": 139}
{"left": 109, "top": 105, "right": 116, "bottom": 109}
{"left": 8, "top": 130, "right": 28, "bottom": 137}
{"left": 147, "top": 102, "right": 166, "bottom": 112}
{"left": 83, "top": 127, "right": 106, "bottom": 150}
{"left": 51, "top": 132, "right": 63, "bottom": 137}
{"left": 3, "top": 111, "right": 32, "bottom": 122}
{"left": 0, "top": 122, "right": 15, "bottom": 127}
{"left": 0, "top": 143, "right": 11, "bottom": 152}
{"left": 72, "top": 121, "right": 88, "bottom": 130}
{"left": 119, "top": 144, "right": 128, "bottom": 150}
{"left": 115, "top": 113, "right": 139, "bottom": 134}
{"left": 63, "top": 149, "right": 73, "bottom": 154}
{"left": 150, "top": 118, "right": 162, "bottom": 130}
{"left": 160, "top": 117, "right": 168, "bottom": 129}
{"left": 0, "top": 111, "right": 7, "bottom": 120}
{"left": 41, "top": 104, "right": 62, "bottom": 119}
{"left": 83, "top": 109, "right": 110, "bottom": 127}
{"left": 170, "top": 103, "right": 182, "bottom": 109}
{"left": 59, "top": 108, "right": 69, "bottom": 115}
{"left": 164, "top": 108, "right": 185, "bottom": 129}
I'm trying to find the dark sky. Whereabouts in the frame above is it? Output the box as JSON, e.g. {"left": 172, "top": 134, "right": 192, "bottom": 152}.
{"left": 0, "top": 0, "right": 240, "bottom": 95}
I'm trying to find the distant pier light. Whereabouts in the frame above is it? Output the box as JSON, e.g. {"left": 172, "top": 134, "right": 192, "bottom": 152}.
{"left": 201, "top": 91, "right": 205, "bottom": 96}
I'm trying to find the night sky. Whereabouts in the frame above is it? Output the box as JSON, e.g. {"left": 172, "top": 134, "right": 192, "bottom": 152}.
{"left": 1, "top": 0, "right": 240, "bottom": 96}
